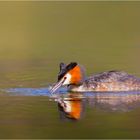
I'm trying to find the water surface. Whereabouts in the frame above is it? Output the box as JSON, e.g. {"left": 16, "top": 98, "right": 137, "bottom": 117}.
{"left": 0, "top": 88, "right": 140, "bottom": 139}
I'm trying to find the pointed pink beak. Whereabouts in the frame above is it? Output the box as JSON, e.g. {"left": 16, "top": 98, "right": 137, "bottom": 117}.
{"left": 50, "top": 78, "right": 66, "bottom": 94}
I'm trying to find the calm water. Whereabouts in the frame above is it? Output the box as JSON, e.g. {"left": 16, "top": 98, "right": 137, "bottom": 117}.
{"left": 0, "top": 1, "right": 140, "bottom": 139}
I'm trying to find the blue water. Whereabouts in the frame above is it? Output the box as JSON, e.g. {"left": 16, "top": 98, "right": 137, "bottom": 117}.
{"left": 1, "top": 87, "right": 67, "bottom": 96}
{"left": 3, "top": 87, "right": 140, "bottom": 97}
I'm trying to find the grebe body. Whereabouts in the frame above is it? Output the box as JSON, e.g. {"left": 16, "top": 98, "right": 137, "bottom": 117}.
{"left": 69, "top": 70, "right": 140, "bottom": 92}
{"left": 51, "top": 62, "right": 140, "bottom": 93}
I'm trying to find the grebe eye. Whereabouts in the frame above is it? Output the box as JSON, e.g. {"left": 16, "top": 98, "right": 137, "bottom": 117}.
{"left": 62, "top": 76, "right": 67, "bottom": 84}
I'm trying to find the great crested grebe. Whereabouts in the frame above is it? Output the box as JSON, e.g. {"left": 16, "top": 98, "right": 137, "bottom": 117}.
{"left": 50, "top": 62, "right": 140, "bottom": 93}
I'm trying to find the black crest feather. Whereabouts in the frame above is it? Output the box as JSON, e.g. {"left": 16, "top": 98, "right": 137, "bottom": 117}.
{"left": 58, "top": 62, "right": 77, "bottom": 81}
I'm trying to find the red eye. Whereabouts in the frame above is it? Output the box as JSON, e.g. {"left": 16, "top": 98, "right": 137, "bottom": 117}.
{"left": 62, "top": 76, "right": 67, "bottom": 84}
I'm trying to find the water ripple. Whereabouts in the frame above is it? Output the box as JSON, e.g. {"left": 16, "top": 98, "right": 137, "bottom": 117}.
{"left": 1, "top": 87, "right": 67, "bottom": 96}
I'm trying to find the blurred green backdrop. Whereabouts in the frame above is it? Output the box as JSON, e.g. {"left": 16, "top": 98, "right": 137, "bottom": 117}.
{"left": 0, "top": 1, "right": 140, "bottom": 88}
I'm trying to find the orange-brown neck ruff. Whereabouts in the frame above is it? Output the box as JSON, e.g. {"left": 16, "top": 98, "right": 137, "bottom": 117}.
{"left": 69, "top": 65, "right": 82, "bottom": 85}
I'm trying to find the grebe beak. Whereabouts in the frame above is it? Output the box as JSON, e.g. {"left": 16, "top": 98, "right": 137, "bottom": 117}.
{"left": 50, "top": 77, "right": 66, "bottom": 94}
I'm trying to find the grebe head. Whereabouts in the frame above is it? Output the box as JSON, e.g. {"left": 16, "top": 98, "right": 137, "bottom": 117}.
{"left": 51, "top": 62, "right": 85, "bottom": 93}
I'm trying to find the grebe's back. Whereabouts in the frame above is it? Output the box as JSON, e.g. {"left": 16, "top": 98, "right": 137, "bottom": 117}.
{"left": 77, "top": 70, "right": 140, "bottom": 92}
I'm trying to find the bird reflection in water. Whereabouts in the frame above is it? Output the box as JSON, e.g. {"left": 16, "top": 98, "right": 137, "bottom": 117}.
{"left": 90, "top": 92, "right": 140, "bottom": 112}
{"left": 56, "top": 93, "right": 85, "bottom": 121}
{"left": 54, "top": 91, "right": 140, "bottom": 121}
